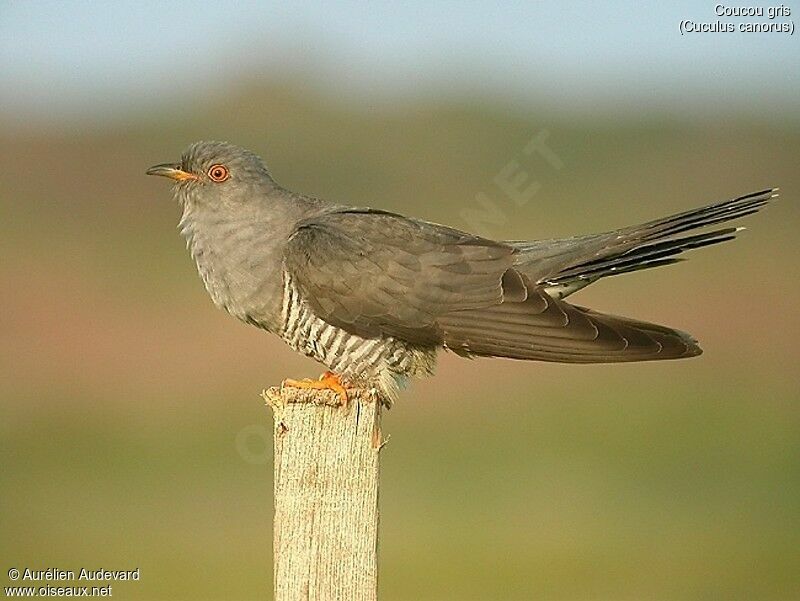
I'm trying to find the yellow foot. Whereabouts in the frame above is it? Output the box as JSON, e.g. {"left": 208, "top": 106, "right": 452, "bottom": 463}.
{"left": 282, "top": 371, "right": 349, "bottom": 405}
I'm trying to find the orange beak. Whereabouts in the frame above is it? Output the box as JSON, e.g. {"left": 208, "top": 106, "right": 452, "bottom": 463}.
{"left": 146, "top": 163, "right": 199, "bottom": 182}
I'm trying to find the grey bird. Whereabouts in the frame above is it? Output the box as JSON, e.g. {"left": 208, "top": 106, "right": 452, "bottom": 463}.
{"left": 147, "top": 141, "right": 777, "bottom": 402}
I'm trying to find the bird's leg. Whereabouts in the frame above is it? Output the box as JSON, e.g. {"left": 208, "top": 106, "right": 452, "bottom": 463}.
{"left": 282, "top": 371, "right": 349, "bottom": 405}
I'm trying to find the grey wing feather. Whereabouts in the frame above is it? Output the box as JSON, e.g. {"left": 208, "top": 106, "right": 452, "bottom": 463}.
{"left": 283, "top": 208, "right": 516, "bottom": 345}
{"left": 284, "top": 208, "right": 704, "bottom": 363}
{"left": 439, "top": 288, "right": 701, "bottom": 362}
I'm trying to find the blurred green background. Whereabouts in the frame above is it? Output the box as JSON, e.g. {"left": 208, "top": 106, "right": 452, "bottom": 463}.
{"left": 2, "top": 3, "right": 799, "bottom": 600}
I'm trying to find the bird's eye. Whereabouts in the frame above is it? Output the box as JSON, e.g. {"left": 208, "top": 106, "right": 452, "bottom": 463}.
{"left": 207, "top": 164, "right": 229, "bottom": 182}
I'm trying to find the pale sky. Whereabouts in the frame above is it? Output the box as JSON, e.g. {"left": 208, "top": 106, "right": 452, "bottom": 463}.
{"left": 1, "top": 1, "right": 798, "bottom": 121}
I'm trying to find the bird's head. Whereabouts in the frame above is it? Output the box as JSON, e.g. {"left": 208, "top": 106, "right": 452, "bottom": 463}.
{"left": 147, "top": 141, "right": 274, "bottom": 207}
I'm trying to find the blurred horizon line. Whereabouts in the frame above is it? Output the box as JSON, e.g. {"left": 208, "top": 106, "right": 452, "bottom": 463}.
{"left": 3, "top": 2, "right": 798, "bottom": 130}
{"left": 3, "top": 68, "right": 800, "bottom": 134}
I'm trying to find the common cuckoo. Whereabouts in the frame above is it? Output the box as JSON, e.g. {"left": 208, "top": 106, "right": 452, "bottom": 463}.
{"left": 147, "top": 141, "right": 777, "bottom": 402}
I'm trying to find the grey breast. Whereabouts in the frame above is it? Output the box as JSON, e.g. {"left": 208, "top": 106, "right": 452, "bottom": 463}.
{"left": 178, "top": 200, "right": 289, "bottom": 333}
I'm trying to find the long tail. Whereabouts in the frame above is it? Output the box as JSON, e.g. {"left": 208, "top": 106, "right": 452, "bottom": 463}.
{"left": 438, "top": 189, "right": 778, "bottom": 363}
{"left": 509, "top": 188, "right": 778, "bottom": 298}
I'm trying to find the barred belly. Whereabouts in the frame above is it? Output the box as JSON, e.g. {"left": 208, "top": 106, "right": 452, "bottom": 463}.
{"left": 279, "top": 274, "right": 435, "bottom": 399}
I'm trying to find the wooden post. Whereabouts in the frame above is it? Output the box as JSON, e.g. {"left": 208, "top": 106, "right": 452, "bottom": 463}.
{"left": 263, "top": 385, "right": 383, "bottom": 601}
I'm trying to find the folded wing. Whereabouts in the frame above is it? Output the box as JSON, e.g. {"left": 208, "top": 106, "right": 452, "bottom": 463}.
{"left": 285, "top": 208, "right": 704, "bottom": 363}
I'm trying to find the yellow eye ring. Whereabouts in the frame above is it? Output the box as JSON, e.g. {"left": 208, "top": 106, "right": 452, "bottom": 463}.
{"left": 207, "top": 164, "right": 229, "bottom": 182}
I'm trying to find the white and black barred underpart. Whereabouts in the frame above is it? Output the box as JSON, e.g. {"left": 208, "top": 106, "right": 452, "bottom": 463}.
{"left": 279, "top": 273, "right": 436, "bottom": 401}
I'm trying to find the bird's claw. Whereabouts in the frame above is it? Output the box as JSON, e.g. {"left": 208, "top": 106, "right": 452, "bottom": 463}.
{"left": 282, "top": 371, "right": 349, "bottom": 406}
